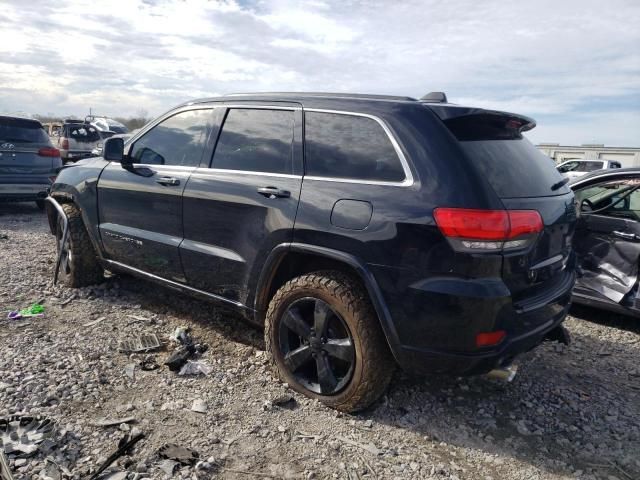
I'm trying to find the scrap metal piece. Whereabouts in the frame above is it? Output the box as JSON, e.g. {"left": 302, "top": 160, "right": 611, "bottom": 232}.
{"left": 0, "top": 450, "right": 14, "bottom": 480}
{"left": 117, "top": 334, "right": 161, "bottom": 353}
{"left": 92, "top": 417, "right": 136, "bottom": 428}
{"left": 88, "top": 432, "right": 144, "bottom": 480}
{"left": 0, "top": 416, "right": 56, "bottom": 458}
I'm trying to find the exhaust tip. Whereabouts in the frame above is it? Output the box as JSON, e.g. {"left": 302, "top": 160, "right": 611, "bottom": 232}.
{"left": 486, "top": 364, "right": 518, "bottom": 382}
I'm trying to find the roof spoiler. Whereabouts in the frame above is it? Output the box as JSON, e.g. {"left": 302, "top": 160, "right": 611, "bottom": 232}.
{"left": 420, "top": 92, "right": 448, "bottom": 103}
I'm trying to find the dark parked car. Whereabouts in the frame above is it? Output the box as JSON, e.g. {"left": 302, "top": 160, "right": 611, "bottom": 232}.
{"left": 571, "top": 168, "right": 640, "bottom": 317}
{"left": 0, "top": 115, "right": 62, "bottom": 209}
{"left": 45, "top": 92, "right": 576, "bottom": 411}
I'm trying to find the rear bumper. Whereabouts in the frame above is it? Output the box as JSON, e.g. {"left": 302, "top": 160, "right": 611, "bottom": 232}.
{"left": 0, "top": 183, "right": 50, "bottom": 202}
{"left": 370, "top": 265, "right": 575, "bottom": 376}
{"left": 60, "top": 150, "right": 94, "bottom": 161}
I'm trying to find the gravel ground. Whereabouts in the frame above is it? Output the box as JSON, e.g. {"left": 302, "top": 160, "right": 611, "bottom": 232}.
{"left": 1, "top": 202, "right": 639, "bottom": 480}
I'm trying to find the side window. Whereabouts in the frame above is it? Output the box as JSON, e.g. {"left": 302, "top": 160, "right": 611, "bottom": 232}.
{"left": 557, "top": 161, "right": 578, "bottom": 173}
{"left": 129, "top": 109, "right": 212, "bottom": 167}
{"left": 212, "top": 109, "right": 295, "bottom": 174}
{"left": 581, "top": 161, "right": 604, "bottom": 172}
{"left": 304, "top": 112, "right": 405, "bottom": 182}
{"left": 576, "top": 181, "right": 640, "bottom": 220}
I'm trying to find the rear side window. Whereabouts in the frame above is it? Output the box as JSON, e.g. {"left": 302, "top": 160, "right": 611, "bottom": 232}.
{"left": 576, "top": 161, "right": 603, "bottom": 172}
{"left": 304, "top": 112, "right": 405, "bottom": 182}
{"left": 0, "top": 117, "right": 49, "bottom": 144}
{"left": 444, "top": 114, "right": 570, "bottom": 197}
{"left": 130, "top": 109, "right": 212, "bottom": 167}
{"left": 212, "top": 109, "right": 295, "bottom": 174}
{"left": 65, "top": 124, "right": 101, "bottom": 142}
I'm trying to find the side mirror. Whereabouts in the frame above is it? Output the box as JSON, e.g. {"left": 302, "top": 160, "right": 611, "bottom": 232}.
{"left": 103, "top": 137, "right": 125, "bottom": 163}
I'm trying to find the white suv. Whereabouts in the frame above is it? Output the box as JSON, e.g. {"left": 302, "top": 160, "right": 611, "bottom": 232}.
{"left": 557, "top": 159, "right": 622, "bottom": 179}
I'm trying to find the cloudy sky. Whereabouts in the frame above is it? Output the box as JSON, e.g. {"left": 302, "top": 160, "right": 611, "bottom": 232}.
{"left": 1, "top": 0, "right": 639, "bottom": 146}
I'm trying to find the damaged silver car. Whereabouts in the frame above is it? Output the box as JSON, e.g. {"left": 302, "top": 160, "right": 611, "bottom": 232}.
{"left": 571, "top": 168, "right": 640, "bottom": 317}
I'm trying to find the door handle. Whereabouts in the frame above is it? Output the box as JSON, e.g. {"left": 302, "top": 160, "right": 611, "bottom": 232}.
{"left": 257, "top": 186, "right": 290, "bottom": 199}
{"left": 156, "top": 176, "right": 180, "bottom": 186}
{"left": 613, "top": 230, "right": 636, "bottom": 240}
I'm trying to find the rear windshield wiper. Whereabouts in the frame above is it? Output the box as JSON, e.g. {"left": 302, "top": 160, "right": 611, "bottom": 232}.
{"left": 551, "top": 177, "right": 570, "bottom": 191}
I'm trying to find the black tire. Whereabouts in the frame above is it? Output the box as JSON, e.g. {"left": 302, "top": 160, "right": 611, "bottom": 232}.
{"left": 55, "top": 203, "right": 103, "bottom": 287}
{"left": 35, "top": 200, "right": 46, "bottom": 210}
{"left": 265, "top": 271, "right": 394, "bottom": 412}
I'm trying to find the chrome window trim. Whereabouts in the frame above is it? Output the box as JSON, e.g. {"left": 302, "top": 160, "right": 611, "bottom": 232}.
{"left": 222, "top": 104, "right": 301, "bottom": 111}
{"left": 303, "top": 108, "right": 415, "bottom": 187}
{"left": 193, "top": 168, "right": 302, "bottom": 180}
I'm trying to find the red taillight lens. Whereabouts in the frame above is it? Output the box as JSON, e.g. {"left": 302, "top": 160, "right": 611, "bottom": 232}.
{"left": 434, "top": 208, "right": 543, "bottom": 251}
{"left": 61, "top": 139, "right": 69, "bottom": 150}
{"left": 38, "top": 147, "right": 60, "bottom": 157}
{"left": 476, "top": 330, "right": 506, "bottom": 347}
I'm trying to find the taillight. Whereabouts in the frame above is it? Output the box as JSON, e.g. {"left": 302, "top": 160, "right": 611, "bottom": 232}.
{"left": 434, "top": 208, "right": 543, "bottom": 252}
{"left": 61, "top": 139, "right": 69, "bottom": 150}
{"left": 38, "top": 147, "right": 60, "bottom": 157}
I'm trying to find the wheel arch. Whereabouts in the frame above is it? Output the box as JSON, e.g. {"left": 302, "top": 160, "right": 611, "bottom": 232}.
{"left": 253, "top": 243, "right": 402, "bottom": 360}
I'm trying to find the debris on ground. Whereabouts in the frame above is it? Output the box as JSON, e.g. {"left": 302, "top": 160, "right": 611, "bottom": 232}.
{"left": 0, "top": 416, "right": 55, "bottom": 457}
{"left": 157, "top": 459, "right": 179, "bottom": 476}
{"left": 139, "top": 356, "right": 159, "bottom": 371}
{"left": 0, "top": 451, "right": 14, "bottom": 480}
{"left": 117, "top": 334, "right": 161, "bottom": 353}
{"left": 191, "top": 399, "right": 207, "bottom": 414}
{"left": 88, "top": 432, "right": 144, "bottom": 480}
{"left": 158, "top": 444, "right": 199, "bottom": 466}
{"left": 164, "top": 327, "right": 208, "bottom": 372}
{"left": 83, "top": 316, "right": 106, "bottom": 328}
{"left": 272, "top": 394, "right": 297, "bottom": 410}
{"left": 7, "top": 303, "right": 45, "bottom": 320}
{"left": 124, "top": 363, "right": 135, "bottom": 380}
{"left": 178, "top": 360, "right": 212, "bottom": 376}
{"left": 92, "top": 417, "right": 136, "bottom": 428}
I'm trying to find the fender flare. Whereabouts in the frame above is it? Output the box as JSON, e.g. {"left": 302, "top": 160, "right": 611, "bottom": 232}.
{"left": 253, "top": 242, "right": 402, "bottom": 360}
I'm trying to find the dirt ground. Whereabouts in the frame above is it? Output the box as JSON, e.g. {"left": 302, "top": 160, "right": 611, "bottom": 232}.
{"left": 1, "top": 202, "right": 639, "bottom": 480}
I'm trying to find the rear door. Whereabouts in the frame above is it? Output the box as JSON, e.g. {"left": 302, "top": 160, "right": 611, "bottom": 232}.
{"left": 97, "top": 108, "right": 216, "bottom": 281}
{"left": 573, "top": 178, "right": 640, "bottom": 304}
{"left": 181, "top": 104, "right": 303, "bottom": 305}
{"left": 0, "top": 117, "right": 57, "bottom": 192}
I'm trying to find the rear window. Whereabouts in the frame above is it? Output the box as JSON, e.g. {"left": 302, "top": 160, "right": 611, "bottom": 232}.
{"left": 0, "top": 117, "right": 49, "bottom": 144}
{"left": 65, "top": 124, "right": 100, "bottom": 142}
{"left": 444, "top": 114, "right": 570, "bottom": 197}
{"left": 304, "top": 112, "right": 405, "bottom": 182}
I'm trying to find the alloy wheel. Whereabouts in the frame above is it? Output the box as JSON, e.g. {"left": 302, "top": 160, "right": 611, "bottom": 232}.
{"left": 278, "top": 297, "right": 356, "bottom": 395}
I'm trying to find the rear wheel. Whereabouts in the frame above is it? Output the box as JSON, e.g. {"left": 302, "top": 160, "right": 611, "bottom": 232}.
{"left": 265, "top": 271, "right": 394, "bottom": 412}
{"left": 55, "top": 203, "right": 103, "bottom": 287}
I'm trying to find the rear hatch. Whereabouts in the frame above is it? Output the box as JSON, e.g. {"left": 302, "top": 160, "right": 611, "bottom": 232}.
{"left": 432, "top": 106, "right": 576, "bottom": 310}
{"left": 0, "top": 116, "right": 58, "bottom": 179}
{"left": 63, "top": 123, "right": 102, "bottom": 154}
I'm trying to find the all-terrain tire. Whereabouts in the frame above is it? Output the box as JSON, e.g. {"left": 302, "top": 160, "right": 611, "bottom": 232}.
{"left": 56, "top": 203, "right": 103, "bottom": 287}
{"left": 265, "top": 271, "right": 395, "bottom": 412}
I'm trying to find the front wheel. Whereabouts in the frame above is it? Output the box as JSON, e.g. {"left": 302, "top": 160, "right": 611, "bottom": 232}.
{"left": 265, "top": 271, "right": 394, "bottom": 412}
{"left": 55, "top": 203, "right": 103, "bottom": 287}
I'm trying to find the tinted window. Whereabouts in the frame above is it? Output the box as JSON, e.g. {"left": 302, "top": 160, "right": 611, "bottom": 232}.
{"left": 458, "top": 139, "right": 571, "bottom": 197}
{"left": 304, "top": 112, "right": 405, "bottom": 182}
{"left": 212, "top": 109, "right": 294, "bottom": 174}
{"left": 0, "top": 117, "right": 50, "bottom": 144}
{"left": 576, "top": 161, "right": 603, "bottom": 172}
{"left": 557, "top": 161, "right": 579, "bottom": 173}
{"left": 130, "top": 109, "right": 212, "bottom": 167}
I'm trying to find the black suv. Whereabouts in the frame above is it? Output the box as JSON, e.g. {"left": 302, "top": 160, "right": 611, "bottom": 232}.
{"left": 46, "top": 92, "right": 576, "bottom": 412}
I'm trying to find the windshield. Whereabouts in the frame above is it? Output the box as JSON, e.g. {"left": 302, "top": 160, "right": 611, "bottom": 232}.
{"left": 0, "top": 117, "right": 50, "bottom": 144}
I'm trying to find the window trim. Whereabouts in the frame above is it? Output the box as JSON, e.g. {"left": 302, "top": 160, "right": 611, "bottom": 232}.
{"left": 303, "top": 108, "right": 414, "bottom": 187}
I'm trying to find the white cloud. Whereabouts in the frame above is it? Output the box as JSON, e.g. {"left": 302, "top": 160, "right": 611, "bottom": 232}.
{"left": 0, "top": 0, "right": 638, "bottom": 145}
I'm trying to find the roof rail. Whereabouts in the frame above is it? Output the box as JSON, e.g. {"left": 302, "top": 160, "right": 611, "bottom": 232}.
{"left": 420, "top": 92, "right": 448, "bottom": 103}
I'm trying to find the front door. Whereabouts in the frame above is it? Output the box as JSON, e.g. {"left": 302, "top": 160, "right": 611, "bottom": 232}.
{"left": 574, "top": 178, "right": 640, "bottom": 304}
{"left": 181, "top": 105, "right": 303, "bottom": 306}
{"left": 97, "top": 108, "right": 215, "bottom": 281}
